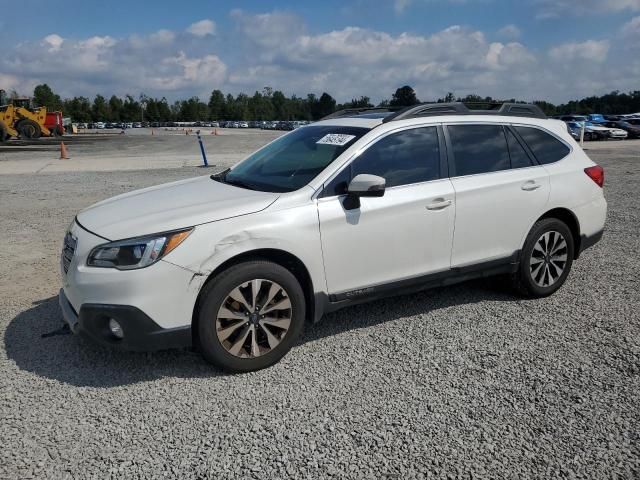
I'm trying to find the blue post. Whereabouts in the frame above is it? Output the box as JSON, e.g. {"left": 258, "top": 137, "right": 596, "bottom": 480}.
{"left": 196, "top": 130, "right": 209, "bottom": 167}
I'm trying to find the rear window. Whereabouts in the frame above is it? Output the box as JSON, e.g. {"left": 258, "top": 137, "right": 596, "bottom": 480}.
{"left": 515, "top": 126, "right": 570, "bottom": 165}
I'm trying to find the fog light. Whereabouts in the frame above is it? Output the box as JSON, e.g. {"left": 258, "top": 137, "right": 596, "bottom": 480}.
{"left": 108, "top": 318, "right": 124, "bottom": 339}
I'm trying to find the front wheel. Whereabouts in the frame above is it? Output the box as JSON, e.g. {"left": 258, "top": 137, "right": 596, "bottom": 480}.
{"left": 17, "top": 119, "right": 42, "bottom": 139}
{"left": 197, "top": 260, "right": 306, "bottom": 372}
{"left": 512, "top": 218, "right": 574, "bottom": 298}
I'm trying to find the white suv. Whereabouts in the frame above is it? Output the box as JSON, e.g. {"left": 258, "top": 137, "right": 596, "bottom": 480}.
{"left": 59, "top": 103, "right": 606, "bottom": 372}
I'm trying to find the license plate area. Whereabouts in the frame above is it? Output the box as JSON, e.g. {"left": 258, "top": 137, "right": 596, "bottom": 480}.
{"left": 62, "top": 233, "right": 77, "bottom": 274}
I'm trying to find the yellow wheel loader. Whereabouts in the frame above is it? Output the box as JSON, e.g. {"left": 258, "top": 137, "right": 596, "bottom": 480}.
{"left": 0, "top": 106, "right": 19, "bottom": 143}
{"left": 10, "top": 98, "right": 52, "bottom": 139}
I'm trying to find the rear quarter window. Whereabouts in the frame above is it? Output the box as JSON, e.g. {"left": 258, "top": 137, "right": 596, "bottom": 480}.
{"left": 514, "top": 126, "right": 570, "bottom": 165}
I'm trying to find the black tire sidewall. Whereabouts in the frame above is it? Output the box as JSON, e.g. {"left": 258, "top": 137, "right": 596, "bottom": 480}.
{"left": 198, "top": 261, "right": 306, "bottom": 372}
{"left": 18, "top": 119, "right": 41, "bottom": 139}
{"left": 518, "top": 219, "right": 575, "bottom": 298}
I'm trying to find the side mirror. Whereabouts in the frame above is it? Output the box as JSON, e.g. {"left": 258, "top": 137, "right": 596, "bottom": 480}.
{"left": 344, "top": 174, "right": 386, "bottom": 210}
{"left": 347, "top": 174, "right": 386, "bottom": 197}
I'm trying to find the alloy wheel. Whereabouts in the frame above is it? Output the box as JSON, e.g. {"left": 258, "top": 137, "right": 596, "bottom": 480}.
{"left": 529, "top": 230, "right": 568, "bottom": 288}
{"left": 215, "top": 279, "right": 292, "bottom": 358}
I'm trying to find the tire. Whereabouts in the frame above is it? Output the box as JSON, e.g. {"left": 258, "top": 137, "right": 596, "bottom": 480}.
{"left": 17, "top": 119, "right": 42, "bottom": 139}
{"left": 50, "top": 125, "right": 64, "bottom": 137}
{"left": 197, "top": 260, "right": 306, "bottom": 372}
{"left": 0, "top": 123, "right": 7, "bottom": 143}
{"left": 512, "top": 218, "right": 575, "bottom": 298}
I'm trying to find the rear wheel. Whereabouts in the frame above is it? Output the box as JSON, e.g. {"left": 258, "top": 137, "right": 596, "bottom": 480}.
{"left": 17, "top": 119, "right": 42, "bottom": 139}
{"left": 0, "top": 123, "right": 7, "bottom": 143}
{"left": 512, "top": 218, "right": 574, "bottom": 298}
{"left": 197, "top": 260, "right": 305, "bottom": 372}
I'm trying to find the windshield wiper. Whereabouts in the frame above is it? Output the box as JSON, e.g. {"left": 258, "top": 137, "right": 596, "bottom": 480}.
{"left": 210, "top": 169, "right": 259, "bottom": 191}
{"left": 210, "top": 168, "right": 230, "bottom": 181}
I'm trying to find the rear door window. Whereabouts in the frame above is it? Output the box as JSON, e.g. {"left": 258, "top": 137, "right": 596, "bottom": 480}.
{"left": 514, "top": 126, "right": 570, "bottom": 165}
{"left": 505, "top": 128, "right": 534, "bottom": 169}
{"left": 447, "top": 125, "right": 510, "bottom": 176}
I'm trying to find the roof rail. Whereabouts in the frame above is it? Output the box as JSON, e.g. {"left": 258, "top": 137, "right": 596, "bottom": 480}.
{"left": 382, "top": 102, "right": 547, "bottom": 123}
{"left": 321, "top": 107, "right": 399, "bottom": 120}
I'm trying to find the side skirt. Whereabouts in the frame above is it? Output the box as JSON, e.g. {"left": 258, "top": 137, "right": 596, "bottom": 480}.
{"left": 322, "top": 252, "right": 520, "bottom": 313}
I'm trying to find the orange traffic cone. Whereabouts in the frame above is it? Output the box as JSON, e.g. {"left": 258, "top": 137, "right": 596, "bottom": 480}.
{"left": 59, "top": 142, "right": 69, "bottom": 160}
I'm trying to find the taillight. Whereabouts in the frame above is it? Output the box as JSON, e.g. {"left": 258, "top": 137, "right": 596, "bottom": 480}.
{"left": 584, "top": 165, "right": 604, "bottom": 188}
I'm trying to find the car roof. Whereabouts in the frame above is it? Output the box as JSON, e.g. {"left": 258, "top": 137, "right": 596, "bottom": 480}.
{"left": 314, "top": 114, "right": 564, "bottom": 131}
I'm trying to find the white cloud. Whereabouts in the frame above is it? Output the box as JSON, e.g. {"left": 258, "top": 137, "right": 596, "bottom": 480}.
{"left": 394, "top": 0, "right": 412, "bottom": 14}
{"left": 497, "top": 24, "right": 521, "bottom": 39}
{"left": 42, "top": 34, "right": 64, "bottom": 52}
{"left": 186, "top": 19, "right": 216, "bottom": 37}
{"left": 1, "top": 31, "right": 227, "bottom": 99}
{"left": 2, "top": 10, "right": 639, "bottom": 105}
{"left": 621, "top": 15, "right": 640, "bottom": 37}
{"left": 549, "top": 40, "right": 610, "bottom": 62}
{"left": 536, "top": 0, "right": 640, "bottom": 17}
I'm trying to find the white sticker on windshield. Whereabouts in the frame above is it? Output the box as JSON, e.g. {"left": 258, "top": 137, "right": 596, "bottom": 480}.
{"left": 316, "top": 133, "right": 356, "bottom": 146}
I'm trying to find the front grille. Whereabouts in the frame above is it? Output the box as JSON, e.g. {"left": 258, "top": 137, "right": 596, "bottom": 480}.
{"left": 62, "top": 232, "right": 77, "bottom": 274}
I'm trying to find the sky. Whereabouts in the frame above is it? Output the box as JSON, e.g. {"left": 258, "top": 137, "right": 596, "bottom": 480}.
{"left": 1, "top": 0, "right": 639, "bottom": 104}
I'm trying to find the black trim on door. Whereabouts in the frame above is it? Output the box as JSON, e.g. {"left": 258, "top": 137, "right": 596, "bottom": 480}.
{"left": 436, "top": 124, "right": 449, "bottom": 179}
{"left": 328, "top": 251, "right": 520, "bottom": 305}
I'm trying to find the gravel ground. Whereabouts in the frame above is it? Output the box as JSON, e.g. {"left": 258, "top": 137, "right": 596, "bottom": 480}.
{"left": 0, "top": 141, "right": 639, "bottom": 479}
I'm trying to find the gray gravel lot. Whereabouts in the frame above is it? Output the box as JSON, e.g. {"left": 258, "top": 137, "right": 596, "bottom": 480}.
{"left": 1, "top": 139, "right": 639, "bottom": 479}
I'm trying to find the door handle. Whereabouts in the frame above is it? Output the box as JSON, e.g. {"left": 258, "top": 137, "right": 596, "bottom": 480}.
{"left": 426, "top": 199, "right": 452, "bottom": 210}
{"left": 521, "top": 181, "right": 541, "bottom": 191}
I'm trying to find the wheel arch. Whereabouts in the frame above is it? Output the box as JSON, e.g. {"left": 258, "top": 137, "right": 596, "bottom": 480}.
{"left": 191, "top": 248, "right": 318, "bottom": 348}
{"left": 535, "top": 208, "right": 581, "bottom": 258}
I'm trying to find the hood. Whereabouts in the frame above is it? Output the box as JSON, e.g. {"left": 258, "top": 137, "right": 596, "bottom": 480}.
{"left": 77, "top": 175, "right": 279, "bottom": 240}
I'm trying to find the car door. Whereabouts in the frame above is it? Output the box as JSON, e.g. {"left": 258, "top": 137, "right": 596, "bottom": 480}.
{"left": 446, "top": 123, "right": 550, "bottom": 267}
{"left": 316, "top": 125, "right": 455, "bottom": 297}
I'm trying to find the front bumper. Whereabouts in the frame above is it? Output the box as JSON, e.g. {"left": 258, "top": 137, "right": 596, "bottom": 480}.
{"left": 59, "top": 289, "right": 192, "bottom": 351}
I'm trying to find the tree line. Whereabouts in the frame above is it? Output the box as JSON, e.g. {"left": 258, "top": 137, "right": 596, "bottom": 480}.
{"left": 5, "top": 84, "right": 640, "bottom": 123}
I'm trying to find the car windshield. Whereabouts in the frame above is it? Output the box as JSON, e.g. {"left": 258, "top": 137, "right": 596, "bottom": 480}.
{"left": 217, "top": 125, "right": 369, "bottom": 193}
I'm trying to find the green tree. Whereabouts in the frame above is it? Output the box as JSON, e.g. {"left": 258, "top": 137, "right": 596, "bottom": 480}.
{"left": 317, "top": 92, "right": 336, "bottom": 119}
{"left": 33, "top": 84, "right": 63, "bottom": 110}
{"left": 107, "top": 95, "right": 124, "bottom": 121}
{"left": 92, "top": 95, "right": 109, "bottom": 121}
{"left": 63, "top": 96, "right": 92, "bottom": 122}
{"left": 271, "top": 91, "right": 289, "bottom": 120}
{"left": 390, "top": 86, "right": 419, "bottom": 107}
{"left": 208, "top": 89, "right": 226, "bottom": 120}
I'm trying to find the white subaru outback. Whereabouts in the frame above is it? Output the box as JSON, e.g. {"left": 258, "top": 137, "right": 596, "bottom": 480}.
{"left": 59, "top": 103, "right": 606, "bottom": 372}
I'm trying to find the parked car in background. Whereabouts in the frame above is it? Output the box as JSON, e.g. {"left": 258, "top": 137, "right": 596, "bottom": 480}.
{"left": 590, "top": 122, "right": 627, "bottom": 140}
{"left": 599, "top": 120, "right": 640, "bottom": 138}
{"left": 587, "top": 114, "right": 605, "bottom": 123}
{"left": 582, "top": 121, "right": 614, "bottom": 140}
{"left": 566, "top": 122, "right": 582, "bottom": 140}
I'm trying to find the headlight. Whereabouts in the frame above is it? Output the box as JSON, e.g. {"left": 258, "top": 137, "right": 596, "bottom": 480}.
{"left": 87, "top": 228, "right": 193, "bottom": 270}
